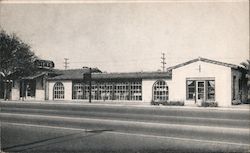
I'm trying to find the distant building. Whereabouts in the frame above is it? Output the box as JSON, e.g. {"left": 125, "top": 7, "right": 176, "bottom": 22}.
{"left": 3, "top": 57, "right": 248, "bottom": 107}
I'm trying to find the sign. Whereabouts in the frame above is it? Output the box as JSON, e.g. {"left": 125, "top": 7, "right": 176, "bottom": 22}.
{"left": 35, "top": 60, "right": 54, "bottom": 69}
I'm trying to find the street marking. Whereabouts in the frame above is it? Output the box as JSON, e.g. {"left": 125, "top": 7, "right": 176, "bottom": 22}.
{"left": 3, "top": 122, "right": 250, "bottom": 147}
{"left": 1, "top": 112, "right": 250, "bottom": 133}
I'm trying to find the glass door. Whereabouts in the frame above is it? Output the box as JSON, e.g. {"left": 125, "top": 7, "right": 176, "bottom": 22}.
{"left": 196, "top": 81, "right": 205, "bottom": 101}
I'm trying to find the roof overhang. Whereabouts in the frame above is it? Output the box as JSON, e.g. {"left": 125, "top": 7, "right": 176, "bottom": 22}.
{"left": 167, "top": 57, "right": 240, "bottom": 71}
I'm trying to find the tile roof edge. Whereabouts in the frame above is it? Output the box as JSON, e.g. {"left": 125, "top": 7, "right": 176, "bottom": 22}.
{"left": 167, "top": 57, "right": 240, "bottom": 70}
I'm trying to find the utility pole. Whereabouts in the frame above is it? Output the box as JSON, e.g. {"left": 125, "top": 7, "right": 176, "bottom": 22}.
{"left": 83, "top": 67, "right": 92, "bottom": 103}
{"left": 161, "top": 53, "right": 166, "bottom": 72}
{"left": 64, "top": 58, "right": 69, "bottom": 70}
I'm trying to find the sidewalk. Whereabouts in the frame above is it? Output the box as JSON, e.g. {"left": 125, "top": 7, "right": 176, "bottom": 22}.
{"left": 1, "top": 100, "right": 250, "bottom": 111}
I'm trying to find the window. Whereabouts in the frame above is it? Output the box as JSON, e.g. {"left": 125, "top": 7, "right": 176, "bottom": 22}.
{"left": 186, "top": 79, "right": 215, "bottom": 101}
{"left": 91, "top": 84, "right": 98, "bottom": 100}
{"left": 98, "top": 83, "right": 113, "bottom": 100}
{"left": 114, "top": 82, "right": 129, "bottom": 100}
{"left": 207, "top": 80, "right": 215, "bottom": 100}
{"left": 233, "top": 76, "right": 236, "bottom": 100}
{"left": 73, "top": 83, "right": 83, "bottom": 99}
{"left": 187, "top": 80, "right": 195, "bottom": 99}
{"left": 130, "top": 82, "right": 142, "bottom": 100}
{"left": 153, "top": 80, "right": 168, "bottom": 101}
{"left": 81, "top": 84, "right": 98, "bottom": 100}
{"left": 72, "top": 81, "right": 142, "bottom": 101}
{"left": 53, "top": 82, "right": 64, "bottom": 99}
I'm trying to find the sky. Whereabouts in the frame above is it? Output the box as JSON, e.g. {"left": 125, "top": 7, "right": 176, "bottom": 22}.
{"left": 0, "top": 0, "right": 249, "bottom": 72}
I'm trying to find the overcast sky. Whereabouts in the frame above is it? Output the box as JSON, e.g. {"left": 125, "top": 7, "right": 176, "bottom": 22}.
{"left": 0, "top": 1, "right": 249, "bottom": 72}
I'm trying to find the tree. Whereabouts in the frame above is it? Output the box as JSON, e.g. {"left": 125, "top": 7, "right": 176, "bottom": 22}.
{"left": 0, "top": 30, "right": 37, "bottom": 100}
{"left": 240, "top": 59, "right": 250, "bottom": 75}
{"left": 241, "top": 59, "right": 250, "bottom": 103}
{"left": 241, "top": 59, "right": 250, "bottom": 86}
{"left": 0, "top": 30, "right": 37, "bottom": 80}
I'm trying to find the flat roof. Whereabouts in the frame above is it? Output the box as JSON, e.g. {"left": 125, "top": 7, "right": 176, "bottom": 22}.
{"left": 48, "top": 71, "right": 172, "bottom": 81}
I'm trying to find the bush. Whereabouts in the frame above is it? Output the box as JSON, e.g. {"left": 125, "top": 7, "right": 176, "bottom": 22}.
{"left": 151, "top": 100, "right": 184, "bottom": 106}
{"left": 151, "top": 100, "right": 166, "bottom": 105}
{"left": 232, "top": 100, "right": 241, "bottom": 105}
{"left": 167, "top": 101, "right": 185, "bottom": 106}
{"left": 201, "top": 101, "right": 218, "bottom": 107}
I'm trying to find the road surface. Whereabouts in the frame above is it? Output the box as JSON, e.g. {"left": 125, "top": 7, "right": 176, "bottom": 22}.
{"left": 1, "top": 101, "right": 250, "bottom": 153}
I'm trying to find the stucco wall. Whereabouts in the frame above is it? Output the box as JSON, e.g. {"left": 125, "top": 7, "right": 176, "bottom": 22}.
{"left": 11, "top": 89, "right": 20, "bottom": 100}
{"left": 48, "top": 80, "right": 72, "bottom": 100}
{"left": 142, "top": 79, "right": 172, "bottom": 103}
{"left": 35, "top": 89, "right": 45, "bottom": 100}
{"left": 171, "top": 61, "right": 232, "bottom": 107}
{"left": 11, "top": 81, "right": 20, "bottom": 100}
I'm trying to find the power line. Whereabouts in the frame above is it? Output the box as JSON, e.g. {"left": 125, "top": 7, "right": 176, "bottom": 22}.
{"left": 64, "top": 58, "right": 69, "bottom": 70}
{"left": 161, "top": 52, "right": 166, "bottom": 72}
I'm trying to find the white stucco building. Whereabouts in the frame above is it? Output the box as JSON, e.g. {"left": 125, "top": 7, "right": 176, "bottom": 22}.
{"left": 6, "top": 57, "right": 248, "bottom": 107}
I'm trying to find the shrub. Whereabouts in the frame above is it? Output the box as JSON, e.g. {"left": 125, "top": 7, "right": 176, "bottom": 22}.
{"left": 151, "top": 100, "right": 167, "bottom": 105}
{"left": 201, "top": 101, "right": 218, "bottom": 107}
{"left": 232, "top": 100, "right": 241, "bottom": 105}
{"left": 151, "top": 100, "right": 184, "bottom": 106}
{"left": 167, "top": 101, "right": 185, "bottom": 106}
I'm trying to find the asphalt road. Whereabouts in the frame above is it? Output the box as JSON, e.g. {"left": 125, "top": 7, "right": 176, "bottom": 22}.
{"left": 1, "top": 101, "right": 250, "bottom": 153}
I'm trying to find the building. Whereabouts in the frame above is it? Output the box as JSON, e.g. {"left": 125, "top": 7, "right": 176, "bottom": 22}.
{"left": 1, "top": 59, "right": 56, "bottom": 101}
{"left": 4, "top": 57, "right": 249, "bottom": 107}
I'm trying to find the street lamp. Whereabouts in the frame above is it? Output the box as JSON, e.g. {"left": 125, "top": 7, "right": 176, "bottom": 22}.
{"left": 83, "top": 67, "right": 92, "bottom": 103}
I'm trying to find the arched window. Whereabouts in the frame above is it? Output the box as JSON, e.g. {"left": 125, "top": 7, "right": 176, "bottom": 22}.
{"left": 153, "top": 80, "right": 168, "bottom": 101}
{"left": 53, "top": 82, "right": 64, "bottom": 99}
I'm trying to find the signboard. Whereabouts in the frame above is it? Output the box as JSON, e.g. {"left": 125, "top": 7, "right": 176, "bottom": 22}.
{"left": 35, "top": 60, "right": 54, "bottom": 69}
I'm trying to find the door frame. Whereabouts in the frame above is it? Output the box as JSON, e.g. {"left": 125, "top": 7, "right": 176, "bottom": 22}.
{"left": 196, "top": 81, "right": 205, "bottom": 102}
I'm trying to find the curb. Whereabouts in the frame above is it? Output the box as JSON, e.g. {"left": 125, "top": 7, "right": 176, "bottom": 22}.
{"left": 1, "top": 100, "right": 250, "bottom": 111}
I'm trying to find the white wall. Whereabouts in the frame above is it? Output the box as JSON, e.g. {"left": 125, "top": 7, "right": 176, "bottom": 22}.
{"left": 36, "top": 90, "right": 45, "bottom": 100}
{"left": 142, "top": 79, "right": 172, "bottom": 103}
{"left": 48, "top": 80, "right": 72, "bottom": 100}
{"left": 11, "top": 81, "right": 20, "bottom": 100}
{"left": 11, "top": 89, "right": 20, "bottom": 100}
{"left": 171, "top": 61, "right": 232, "bottom": 107}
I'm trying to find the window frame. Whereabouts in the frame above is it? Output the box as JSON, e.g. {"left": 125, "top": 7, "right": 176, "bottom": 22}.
{"left": 152, "top": 80, "right": 169, "bottom": 102}
{"left": 186, "top": 80, "right": 196, "bottom": 100}
{"left": 53, "top": 82, "right": 65, "bottom": 100}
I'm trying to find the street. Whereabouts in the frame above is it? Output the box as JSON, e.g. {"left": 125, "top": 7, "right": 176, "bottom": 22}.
{"left": 1, "top": 101, "right": 250, "bottom": 153}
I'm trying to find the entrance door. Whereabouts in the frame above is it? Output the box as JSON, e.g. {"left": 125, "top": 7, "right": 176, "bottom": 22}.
{"left": 196, "top": 81, "right": 205, "bottom": 101}
{"left": 25, "top": 81, "right": 36, "bottom": 100}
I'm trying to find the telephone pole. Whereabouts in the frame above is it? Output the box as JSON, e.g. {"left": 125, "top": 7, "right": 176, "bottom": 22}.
{"left": 64, "top": 58, "right": 69, "bottom": 70}
{"left": 161, "top": 53, "right": 166, "bottom": 72}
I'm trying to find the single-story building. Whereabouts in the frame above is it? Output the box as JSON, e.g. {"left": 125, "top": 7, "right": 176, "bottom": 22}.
{"left": 4, "top": 57, "right": 249, "bottom": 107}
